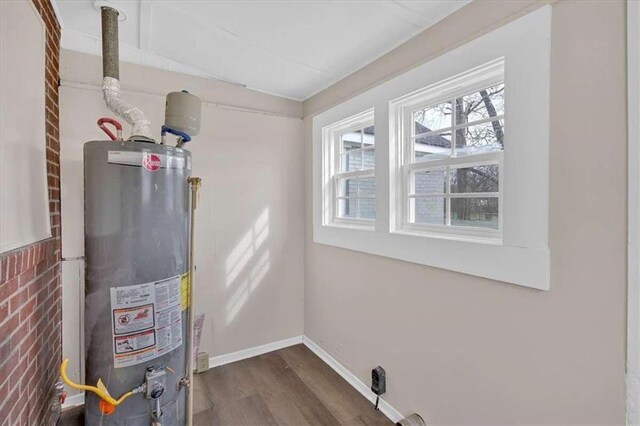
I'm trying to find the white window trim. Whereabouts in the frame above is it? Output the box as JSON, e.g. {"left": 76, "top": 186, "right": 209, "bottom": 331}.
{"left": 313, "top": 6, "right": 551, "bottom": 290}
{"left": 391, "top": 58, "right": 504, "bottom": 242}
{"left": 322, "top": 109, "right": 375, "bottom": 229}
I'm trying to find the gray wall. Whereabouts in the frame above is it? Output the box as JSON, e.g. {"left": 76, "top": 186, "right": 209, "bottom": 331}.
{"left": 303, "top": 0, "right": 627, "bottom": 423}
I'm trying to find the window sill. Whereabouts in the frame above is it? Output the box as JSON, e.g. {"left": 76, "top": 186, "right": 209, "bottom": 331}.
{"left": 325, "top": 219, "right": 375, "bottom": 232}
{"left": 313, "top": 224, "right": 549, "bottom": 290}
{"left": 391, "top": 227, "right": 502, "bottom": 246}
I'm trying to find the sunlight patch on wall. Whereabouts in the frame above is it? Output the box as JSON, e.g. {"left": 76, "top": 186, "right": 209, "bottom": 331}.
{"left": 224, "top": 208, "right": 271, "bottom": 325}
{"left": 225, "top": 208, "right": 269, "bottom": 288}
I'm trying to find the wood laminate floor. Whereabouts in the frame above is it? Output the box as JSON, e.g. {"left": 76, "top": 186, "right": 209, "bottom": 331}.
{"left": 60, "top": 344, "right": 393, "bottom": 426}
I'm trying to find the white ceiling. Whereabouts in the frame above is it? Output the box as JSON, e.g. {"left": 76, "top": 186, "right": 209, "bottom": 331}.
{"left": 53, "top": 0, "right": 470, "bottom": 101}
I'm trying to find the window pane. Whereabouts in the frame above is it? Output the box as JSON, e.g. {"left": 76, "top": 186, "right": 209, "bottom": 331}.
{"left": 455, "top": 120, "right": 504, "bottom": 156}
{"left": 362, "top": 148, "right": 375, "bottom": 170}
{"left": 358, "top": 176, "right": 375, "bottom": 197}
{"left": 412, "top": 169, "right": 445, "bottom": 195}
{"left": 450, "top": 165, "right": 499, "bottom": 193}
{"left": 363, "top": 126, "right": 375, "bottom": 147}
{"left": 414, "top": 131, "right": 452, "bottom": 162}
{"left": 455, "top": 84, "right": 504, "bottom": 125}
{"left": 411, "top": 197, "right": 446, "bottom": 225}
{"left": 338, "top": 198, "right": 357, "bottom": 218}
{"left": 450, "top": 197, "right": 498, "bottom": 229}
{"left": 341, "top": 150, "right": 362, "bottom": 172}
{"left": 358, "top": 198, "right": 376, "bottom": 219}
{"left": 342, "top": 130, "right": 361, "bottom": 152}
{"left": 337, "top": 178, "right": 357, "bottom": 197}
{"left": 414, "top": 102, "right": 452, "bottom": 134}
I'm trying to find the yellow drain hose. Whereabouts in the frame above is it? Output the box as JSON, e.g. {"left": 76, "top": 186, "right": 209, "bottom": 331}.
{"left": 60, "top": 359, "right": 134, "bottom": 406}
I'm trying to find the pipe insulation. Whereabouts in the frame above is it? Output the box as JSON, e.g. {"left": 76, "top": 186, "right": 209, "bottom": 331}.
{"left": 100, "top": 6, "right": 153, "bottom": 140}
{"left": 102, "top": 77, "right": 153, "bottom": 139}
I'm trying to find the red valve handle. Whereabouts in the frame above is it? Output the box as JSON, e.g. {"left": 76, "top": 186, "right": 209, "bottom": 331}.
{"left": 97, "top": 117, "right": 123, "bottom": 141}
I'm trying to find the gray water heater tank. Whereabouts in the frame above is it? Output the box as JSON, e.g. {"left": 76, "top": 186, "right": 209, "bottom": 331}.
{"left": 83, "top": 140, "right": 191, "bottom": 425}
{"left": 165, "top": 91, "right": 201, "bottom": 136}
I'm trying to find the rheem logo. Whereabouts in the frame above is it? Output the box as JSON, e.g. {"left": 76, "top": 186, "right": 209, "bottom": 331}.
{"left": 142, "top": 153, "right": 161, "bottom": 171}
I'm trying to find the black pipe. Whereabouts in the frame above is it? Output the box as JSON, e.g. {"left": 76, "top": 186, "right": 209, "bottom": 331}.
{"left": 101, "top": 6, "right": 119, "bottom": 80}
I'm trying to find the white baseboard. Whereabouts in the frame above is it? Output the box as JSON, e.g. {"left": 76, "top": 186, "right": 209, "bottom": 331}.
{"left": 208, "top": 335, "right": 303, "bottom": 368}
{"left": 62, "top": 392, "right": 85, "bottom": 410}
{"left": 302, "top": 336, "right": 404, "bottom": 423}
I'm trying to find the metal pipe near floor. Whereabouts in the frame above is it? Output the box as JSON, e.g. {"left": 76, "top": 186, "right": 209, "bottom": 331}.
{"left": 396, "top": 413, "right": 426, "bottom": 426}
{"left": 185, "top": 177, "right": 202, "bottom": 426}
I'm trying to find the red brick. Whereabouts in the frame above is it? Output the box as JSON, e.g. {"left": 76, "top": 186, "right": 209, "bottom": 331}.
{"left": 16, "top": 252, "right": 23, "bottom": 274}
{"left": 28, "top": 304, "right": 44, "bottom": 330}
{"left": 34, "top": 260, "right": 47, "bottom": 278}
{"left": 18, "top": 298, "right": 37, "bottom": 323}
{"left": 17, "top": 267, "right": 35, "bottom": 289}
{"left": 9, "top": 355, "right": 27, "bottom": 389}
{"left": 10, "top": 321, "right": 28, "bottom": 349}
{"left": 9, "top": 287, "right": 28, "bottom": 314}
{"left": 19, "top": 404, "right": 29, "bottom": 426}
{"left": 27, "top": 278, "right": 41, "bottom": 300}
{"left": 0, "top": 277, "right": 18, "bottom": 302}
{"left": 0, "top": 333, "right": 11, "bottom": 360}
{"left": 0, "top": 349, "right": 19, "bottom": 386}
{"left": 6, "top": 255, "right": 17, "bottom": 282}
{"left": 0, "top": 313, "right": 19, "bottom": 342}
{"left": 0, "top": 257, "right": 8, "bottom": 284}
{"left": 0, "top": 382, "right": 20, "bottom": 420}
{"left": 18, "top": 332, "right": 37, "bottom": 364}
{"left": 0, "top": 303, "right": 7, "bottom": 323}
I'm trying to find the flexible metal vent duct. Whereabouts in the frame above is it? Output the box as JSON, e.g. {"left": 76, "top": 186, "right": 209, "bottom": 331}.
{"left": 100, "top": 6, "right": 153, "bottom": 141}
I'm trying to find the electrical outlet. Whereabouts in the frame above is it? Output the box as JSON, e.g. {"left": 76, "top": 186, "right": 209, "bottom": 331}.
{"left": 196, "top": 352, "right": 209, "bottom": 373}
{"left": 371, "top": 366, "right": 386, "bottom": 395}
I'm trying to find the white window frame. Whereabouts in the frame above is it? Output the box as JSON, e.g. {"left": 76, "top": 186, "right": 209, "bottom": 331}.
{"left": 312, "top": 6, "right": 551, "bottom": 290}
{"left": 392, "top": 59, "right": 504, "bottom": 243}
{"left": 322, "top": 109, "right": 375, "bottom": 229}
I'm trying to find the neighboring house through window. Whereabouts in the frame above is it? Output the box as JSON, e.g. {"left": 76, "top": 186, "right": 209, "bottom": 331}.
{"left": 323, "top": 109, "right": 375, "bottom": 227}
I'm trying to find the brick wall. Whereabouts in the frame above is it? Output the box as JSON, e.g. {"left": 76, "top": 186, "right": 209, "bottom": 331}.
{"left": 0, "top": 0, "right": 61, "bottom": 424}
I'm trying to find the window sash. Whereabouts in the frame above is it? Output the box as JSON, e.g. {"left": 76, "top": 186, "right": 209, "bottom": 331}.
{"left": 397, "top": 76, "right": 505, "bottom": 239}
{"left": 401, "top": 155, "right": 502, "bottom": 237}
{"left": 336, "top": 146, "right": 375, "bottom": 173}
{"left": 322, "top": 109, "right": 375, "bottom": 228}
{"left": 332, "top": 169, "right": 375, "bottom": 222}
{"left": 407, "top": 102, "right": 504, "bottom": 162}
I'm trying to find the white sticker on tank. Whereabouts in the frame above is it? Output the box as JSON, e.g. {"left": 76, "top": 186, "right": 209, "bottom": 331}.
{"left": 108, "top": 151, "right": 187, "bottom": 169}
{"left": 110, "top": 276, "right": 183, "bottom": 368}
{"left": 154, "top": 276, "right": 183, "bottom": 356}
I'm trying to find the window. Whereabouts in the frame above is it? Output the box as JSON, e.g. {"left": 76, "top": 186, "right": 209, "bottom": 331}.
{"left": 392, "top": 59, "right": 505, "bottom": 241}
{"left": 313, "top": 7, "right": 551, "bottom": 289}
{"left": 322, "top": 110, "right": 375, "bottom": 227}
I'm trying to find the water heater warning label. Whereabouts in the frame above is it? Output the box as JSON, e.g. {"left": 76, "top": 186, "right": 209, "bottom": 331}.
{"left": 110, "top": 276, "right": 183, "bottom": 368}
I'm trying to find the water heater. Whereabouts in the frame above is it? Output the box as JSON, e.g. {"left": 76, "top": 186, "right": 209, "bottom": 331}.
{"left": 58, "top": 4, "right": 203, "bottom": 424}
{"left": 83, "top": 142, "right": 191, "bottom": 424}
